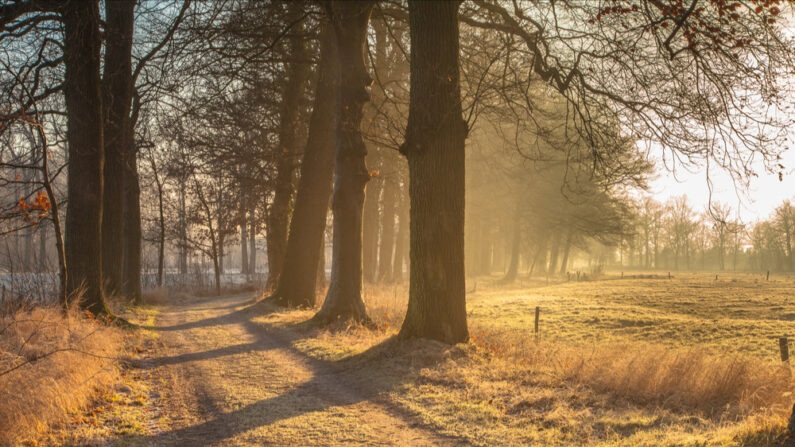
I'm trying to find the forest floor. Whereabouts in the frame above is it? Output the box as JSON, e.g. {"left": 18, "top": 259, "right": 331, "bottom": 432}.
{"left": 46, "top": 272, "right": 795, "bottom": 446}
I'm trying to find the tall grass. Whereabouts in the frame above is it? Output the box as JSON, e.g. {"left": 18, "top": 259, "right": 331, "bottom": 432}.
{"left": 0, "top": 301, "right": 124, "bottom": 445}
{"left": 358, "top": 283, "right": 793, "bottom": 419}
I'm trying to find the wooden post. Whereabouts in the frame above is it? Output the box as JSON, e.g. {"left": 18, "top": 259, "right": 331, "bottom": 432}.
{"left": 534, "top": 306, "right": 540, "bottom": 336}
{"left": 780, "top": 337, "right": 789, "bottom": 362}
{"left": 668, "top": 272, "right": 671, "bottom": 279}
{"left": 766, "top": 270, "right": 770, "bottom": 281}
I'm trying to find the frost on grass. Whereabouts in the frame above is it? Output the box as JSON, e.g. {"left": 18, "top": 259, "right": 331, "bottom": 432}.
{"left": 0, "top": 303, "right": 125, "bottom": 445}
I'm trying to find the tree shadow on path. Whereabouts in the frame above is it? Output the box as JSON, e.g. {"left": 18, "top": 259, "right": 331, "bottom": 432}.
{"left": 119, "top": 295, "right": 468, "bottom": 446}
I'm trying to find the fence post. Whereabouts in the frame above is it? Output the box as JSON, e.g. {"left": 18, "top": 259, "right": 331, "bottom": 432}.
{"left": 780, "top": 337, "right": 790, "bottom": 362}
{"left": 534, "top": 306, "right": 540, "bottom": 336}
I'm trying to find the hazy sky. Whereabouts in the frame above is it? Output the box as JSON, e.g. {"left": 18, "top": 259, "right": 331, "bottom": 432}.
{"left": 649, "top": 146, "right": 795, "bottom": 221}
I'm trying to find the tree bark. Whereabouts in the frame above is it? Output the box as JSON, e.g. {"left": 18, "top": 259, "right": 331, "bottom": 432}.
{"left": 391, "top": 184, "right": 409, "bottom": 282}
{"left": 269, "top": 25, "right": 338, "bottom": 308}
{"left": 313, "top": 0, "right": 376, "bottom": 324}
{"left": 62, "top": 0, "right": 111, "bottom": 315}
{"left": 377, "top": 173, "right": 397, "bottom": 283}
{"left": 361, "top": 155, "right": 382, "bottom": 282}
{"left": 101, "top": 0, "right": 135, "bottom": 297}
{"left": 265, "top": 4, "right": 311, "bottom": 291}
{"left": 122, "top": 131, "right": 142, "bottom": 304}
{"left": 398, "top": 1, "right": 468, "bottom": 344}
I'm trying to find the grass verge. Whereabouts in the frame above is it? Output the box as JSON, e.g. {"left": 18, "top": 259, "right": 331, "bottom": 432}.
{"left": 0, "top": 303, "right": 125, "bottom": 446}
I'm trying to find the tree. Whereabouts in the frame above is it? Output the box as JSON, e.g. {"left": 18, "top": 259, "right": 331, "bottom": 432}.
{"left": 775, "top": 201, "right": 795, "bottom": 271}
{"left": 101, "top": 0, "right": 136, "bottom": 297}
{"left": 268, "top": 24, "right": 338, "bottom": 308}
{"left": 265, "top": 2, "right": 311, "bottom": 291}
{"left": 60, "top": 0, "right": 113, "bottom": 314}
{"left": 312, "top": 0, "right": 376, "bottom": 324}
{"left": 709, "top": 203, "right": 733, "bottom": 270}
{"left": 398, "top": 0, "right": 469, "bottom": 343}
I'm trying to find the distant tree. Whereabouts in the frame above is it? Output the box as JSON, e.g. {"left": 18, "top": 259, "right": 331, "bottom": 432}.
{"left": 774, "top": 201, "right": 795, "bottom": 271}
{"left": 708, "top": 203, "right": 741, "bottom": 271}
{"left": 665, "top": 196, "right": 696, "bottom": 270}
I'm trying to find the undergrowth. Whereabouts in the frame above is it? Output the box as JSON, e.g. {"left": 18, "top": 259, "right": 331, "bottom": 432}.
{"left": 0, "top": 301, "right": 125, "bottom": 446}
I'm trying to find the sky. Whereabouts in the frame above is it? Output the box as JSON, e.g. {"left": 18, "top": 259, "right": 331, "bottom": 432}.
{"left": 649, "top": 146, "right": 795, "bottom": 222}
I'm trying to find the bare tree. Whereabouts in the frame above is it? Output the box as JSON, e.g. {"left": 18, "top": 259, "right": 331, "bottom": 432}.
{"left": 312, "top": 0, "right": 376, "bottom": 324}
{"left": 268, "top": 24, "right": 338, "bottom": 308}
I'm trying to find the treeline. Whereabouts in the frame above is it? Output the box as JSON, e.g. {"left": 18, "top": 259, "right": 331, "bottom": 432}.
{"left": 619, "top": 196, "right": 795, "bottom": 273}
{"left": 0, "top": 0, "right": 792, "bottom": 343}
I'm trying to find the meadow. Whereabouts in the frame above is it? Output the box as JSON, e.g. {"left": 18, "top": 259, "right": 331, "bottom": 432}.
{"left": 250, "top": 271, "right": 795, "bottom": 446}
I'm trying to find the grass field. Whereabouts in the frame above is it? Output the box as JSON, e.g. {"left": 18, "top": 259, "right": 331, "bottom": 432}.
{"left": 251, "top": 271, "right": 795, "bottom": 446}
{"left": 468, "top": 272, "right": 795, "bottom": 359}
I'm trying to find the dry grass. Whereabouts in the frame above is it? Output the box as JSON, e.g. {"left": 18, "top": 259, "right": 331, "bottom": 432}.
{"left": 141, "top": 287, "right": 171, "bottom": 305}
{"left": 364, "top": 281, "right": 793, "bottom": 415}
{"left": 253, "top": 274, "right": 795, "bottom": 445}
{"left": 0, "top": 302, "right": 125, "bottom": 446}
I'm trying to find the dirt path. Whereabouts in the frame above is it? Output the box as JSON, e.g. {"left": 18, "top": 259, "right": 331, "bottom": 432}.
{"left": 126, "top": 294, "right": 456, "bottom": 446}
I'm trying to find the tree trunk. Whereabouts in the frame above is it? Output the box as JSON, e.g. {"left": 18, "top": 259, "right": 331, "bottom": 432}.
{"left": 62, "top": 0, "right": 111, "bottom": 315}
{"left": 398, "top": 1, "right": 468, "bottom": 344}
{"left": 122, "top": 133, "right": 142, "bottom": 304}
{"left": 528, "top": 236, "right": 548, "bottom": 277}
{"left": 249, "top": 210, "right": 256, "bottom": 273}
{"left": 377, "top": 173, "right": 397, "bottom": 283}
{"left": 240, "top": 216, "right": 248, "bottom": 275}
{"left": 317, "top": 226, "right": 327, "bottom": 289}
{"left": 218, "top": 235, "right": 225, "bottom": 275}
{"left": 361, "top": 156, "right": 382, "bottom": 282}
{"left": 269, "top": 26, "right": 338, "bottom": 308}
{"left": 501, "top": 203, "right": 521, "bottom": 283}
{"left": 38, "top": 220, "right": 47, "bottom": 272}
{"left": 157, "top": 179, "right": 165, "bottom": 287}
{"left": 265, "top": 5, "right": 311, "bottom": 291}
{"left": 391, "top": 184, "right": 408, "bottom": 282}
{"left": 312, "top": 0, "right": 376, "bottom": 324}
{"left": 178, "top": 183, "right": 188, "bottom": 275}
{"left": 547, "top": 233, "right": 561, "bottom": 275}
{"left": 559, "top": 230, "right": 572, "bottom": 274}
{"left": 211, "top": 238, "right": 221, "bottom": 296}
{"left": 101, "top": 0, "right": 135, "bottom": 297}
